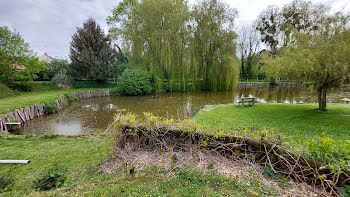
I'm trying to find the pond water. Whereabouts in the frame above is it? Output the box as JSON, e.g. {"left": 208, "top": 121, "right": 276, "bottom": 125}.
{"left": 13, "top": 85, "right": 350, "bottom": 135}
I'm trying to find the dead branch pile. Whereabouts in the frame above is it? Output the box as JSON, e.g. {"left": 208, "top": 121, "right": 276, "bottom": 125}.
{"left": 113, "top": 113, "right": 349, "bottom": 194}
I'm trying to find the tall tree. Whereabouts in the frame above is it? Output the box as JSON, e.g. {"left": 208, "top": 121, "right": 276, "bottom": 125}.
{"left": 70, "top": 18, "right": 115, "bottom": 81}
{"left": 255, "top": 6, "right": 281, "bottom": 51}
{"left": 0, "top": 26, "right": 45, "bottom": 84}
{"left": 261, "top": 12, "right": 350, "bottom": 111}
{"left": 191, "top": 0, "right": 239, "bottom": 90}
{"left": 280, "top": 0, "right": 327, "bottom": 46}
{"left": 107, "top": 0, "right": 239, "bottom": 91}
{"left": 237, "top": 25, "right": 260, "bottom": 80}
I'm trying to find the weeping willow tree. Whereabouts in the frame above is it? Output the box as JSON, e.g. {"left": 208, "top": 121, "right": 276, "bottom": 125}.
{"left": 107, "top": 0, "right": 239, "bottom": 91}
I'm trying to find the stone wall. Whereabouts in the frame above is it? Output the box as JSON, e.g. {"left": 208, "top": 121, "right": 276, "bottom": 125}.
{"left": 0, "top": 90, "right": 109, "bottom": 133}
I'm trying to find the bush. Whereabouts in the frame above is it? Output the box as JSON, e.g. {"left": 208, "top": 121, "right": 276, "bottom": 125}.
{"left": 118, "top": 69, "right": 152, "bottom": 96}
{"left": 44, "top": 101, "right": 58, "bottom": 114}
{"left": 34, "top": 163, "right": 68, "bottom": 191}
{"left": 73, "top": 80, "right": 117, "bottom": 89}
{"left": 64, "top": 94, "right": 79, "bottom": 103}
{"left": 0, "top": 82, "right": 19, "bottom": 99}
{"left": 51, "top": 73, "right": 75, "bottom": 89}
{"left": 36, "top": 59, "right": 70, "bottom": 81}
{"left": 12, "top": 81, "right": 35, "bottom": 92}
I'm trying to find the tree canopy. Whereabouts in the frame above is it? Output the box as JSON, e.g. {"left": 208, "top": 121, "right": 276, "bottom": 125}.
{"left": 0, "top": 26, "right": 45, "bottom": 85}
{"left": 70, "top": 18, "right": 115, "bottom": 82}
{"left": 261, "top": 11, "right": 350, "bottom": 110}
{"left": 107, "top": 0, "right": 239, "bottom": 91}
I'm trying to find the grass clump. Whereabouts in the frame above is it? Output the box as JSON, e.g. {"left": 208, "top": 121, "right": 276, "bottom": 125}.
{"left": 64, "top": 93, "right": 79, "bottom": 103}
{"left": 43, "top": 101, "right": 58, "bottom": 114}
{"left": 0, "top": 171, "right": 13, "bottom": 193}
{"left": 34, "top": 163, "right": 68, "bottom": 191}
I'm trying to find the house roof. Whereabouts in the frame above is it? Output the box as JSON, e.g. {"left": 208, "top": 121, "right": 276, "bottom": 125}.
{"left": 39, "top": 53, "right": 55, "bottom": 63}
{"left": 11, "top": 62, "right": 27, "bottom": 70}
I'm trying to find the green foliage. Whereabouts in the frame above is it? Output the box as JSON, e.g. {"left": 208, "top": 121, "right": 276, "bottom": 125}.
{"left": 43, "top": 101, "right": 58, "bottom": 114}
{"left": 307, "top": 133, "right": 350, "bottom": 163}
{"left": 34, "top": 163, "right": 68, "bottom": 191}
{"left": 339, "top": 185, "right": 350, "bottom": 197}
{"left": 117, "top": 68, "right": 152, "bottom": 95}
{"left": 260, "top": 5, "right": 350, "bottom": 110}
{"left": 37, "top": 59, "right": 70, "bottom": 81}
{"left": 0, "top": 82, "right": 19, "bottom": 99}
{"left": 108, "top": 0, "right": 239, "bottom": 91}
{"left": 51, "top": 72, "right": 75, "bottom": 89}
{"left": 64, "top": 94, "right": 79, "bottom": 104}
{"left": 0, "top": 26, "right": 32, "bottom": 57}
{"left": 70, "top": 18, "right": 115, "bottom": 81}
{"left": 262, "top": 165, "right": 277, "bottom": 179}
{"left": 12, "top": 81, "right": 35, "bottom": 92}
{"left": 0, "top": 26, "right": 46, "bottom": 85}
{"left": 72, "top": 80, "right": 117, "bottom": 89}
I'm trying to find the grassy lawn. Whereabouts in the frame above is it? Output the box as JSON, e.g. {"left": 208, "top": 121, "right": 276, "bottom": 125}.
{"left": 192, "top": 103, "right": 350, "bottom": 141}
{"left": 0, "top": 81, "right": 117, "bottom": 114}
{"left": 0, "top": 90, "right": 71, "bottom": 114}
{"left": 0, "top": 135, "right": 266, "bottom": 196}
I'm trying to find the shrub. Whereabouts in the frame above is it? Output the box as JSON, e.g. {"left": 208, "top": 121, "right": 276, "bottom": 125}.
{"left": 36, "top": 59, "right": 70, "bottom": 81}
{"left": 118, "top": 69, "right": 152, "bottom": 96}
{"left": 65, "top": 94, "right": 79, "bottom": 103}
{"left": 44, "top": 101, "right": 58, "bottom": 114}
{"left": 34, "top": 163, "right": 68, "bottom": 191}
{"left": 73, "top": 80, "right": 117, "bottom": 89}
{"left": 51, "top": 73, "right": 75, "bottom": 89}
{"left": 12, "top": 81, "right": 34, "bottom": 92}
{"left": 0, "top": 82, "right": 18, "bottom": 99}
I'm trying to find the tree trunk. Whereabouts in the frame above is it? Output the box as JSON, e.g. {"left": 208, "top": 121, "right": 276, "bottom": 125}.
{"left": 317, "top": 86, "right": 327, "bottom": 111}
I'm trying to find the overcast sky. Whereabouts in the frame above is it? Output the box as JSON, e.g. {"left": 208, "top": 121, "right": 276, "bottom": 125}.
{"left": 0, "top": 0, "right": 349, "bottom": 58}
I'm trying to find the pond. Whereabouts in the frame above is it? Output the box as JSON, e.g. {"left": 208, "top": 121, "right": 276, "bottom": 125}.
{"left": 13, "top": 85, "right": 350, "bottom": 135}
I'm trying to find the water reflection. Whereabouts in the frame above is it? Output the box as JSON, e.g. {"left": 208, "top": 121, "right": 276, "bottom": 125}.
{"left": 15, "top": 85, "right": 350, "bottom": 136}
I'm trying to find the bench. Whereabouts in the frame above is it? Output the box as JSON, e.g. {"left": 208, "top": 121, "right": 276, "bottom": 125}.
{"left": 238, "top": 97, "right": 256, "bottom": 107}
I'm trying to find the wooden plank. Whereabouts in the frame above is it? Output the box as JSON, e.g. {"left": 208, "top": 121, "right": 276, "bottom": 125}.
{"left": 24, "top": 107, "right": 30, "bottom": 121}
{"left": 3, "top": 121, "right": 7, "bottom": 132}
{"left": 0, "top": 119, "right": 3, "bottom": 132}
{"left": 33, "top": 105, "right": 38, "bottom": 117}
{"left": 38, "top": 104, "right": 44, "bottom": 115}
{"left": 17, "top": 109, "right": 26, "bottom": 123}
{"left": 29, "top": 106, "right": 34, "bottom": 120}
{"left": 13, "top": 110, "right": 20, "bottom": 121}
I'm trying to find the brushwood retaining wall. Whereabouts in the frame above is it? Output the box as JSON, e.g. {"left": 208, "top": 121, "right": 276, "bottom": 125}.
{"left": 0, "top": 90, "right": 109, "bottom": 133}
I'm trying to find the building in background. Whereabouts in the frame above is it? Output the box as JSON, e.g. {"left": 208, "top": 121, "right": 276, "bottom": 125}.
{"left": 39, "top": 53, "right": 55, "bottom": 63}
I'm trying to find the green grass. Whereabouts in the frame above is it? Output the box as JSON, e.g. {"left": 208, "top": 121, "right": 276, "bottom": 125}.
{"left": 0, "top": 135, "right": 109, "bottom": 196}
{"left": 0, "top": 90, "right": 71, "bottom": 114}
{"left": 0, "top": 83, "right": 19, "bottom": 99}
{"left": 0, "top": 81, "right": 116, "bottom": 114}
{"left": 0, "top": 134, "right": 274, "bottom": 196}
{"left": 192, "top": 103, "right": 350, "bottom": 141}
